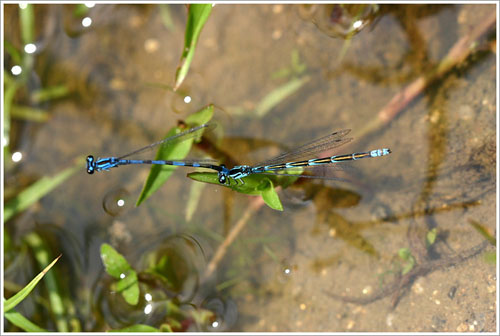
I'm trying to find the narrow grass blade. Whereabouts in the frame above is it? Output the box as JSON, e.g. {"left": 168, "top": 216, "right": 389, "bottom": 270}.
{"left": 4, "top": 310, "right": 47, "bottom": 332}
{"left": 19, "top": 3, "right": 34, "bottom": 44}
{"left": 19, "top": 3, "right": 35, "bottom": 82}
{"left": 159, "top": 4, "right": 176, "bottom": 31}
{"left": 4, "top": 254, "right": 61, "bottom": 312}
{"left": 469, "top": 219, "right": 496, "bottom": 245}
{"left": 24, "top": 233, "right": 68, "bottom": 332}
{"left": 3, "top": 73, "right": 20, "bottom": 147}
{"left": 4, "top": 163, "right": 81, "bottom": 222}
{"left": 4, "top": 40, "right": 22, "bottom": 64}
{"left": 31, "top": 85, "right": 70, "bottom": 104}
{"left": 174, "top": 4, "right": 212, "bottom": 90}
{"left": 255, "top": 76, "right": 310, "bottom": 117}
{"left": 11, "top": 105, "right": 50, "bottom": 122}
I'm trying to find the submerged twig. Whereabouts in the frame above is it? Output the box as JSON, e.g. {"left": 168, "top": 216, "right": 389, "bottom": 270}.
{"left": 358, "top": 11, "right": 496, "bottom": 138}
{"left": 202, "top": 195, "right": 266, "bottom": 282}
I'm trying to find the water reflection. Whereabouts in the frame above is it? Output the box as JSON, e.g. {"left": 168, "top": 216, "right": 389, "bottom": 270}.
{"left": 298, "top": 4, "right": 379, "bottom": 38}
{"left": 201, "top": 296, "right": 238, "bottom": 332}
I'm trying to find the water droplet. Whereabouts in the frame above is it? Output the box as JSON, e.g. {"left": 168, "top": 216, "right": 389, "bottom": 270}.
{"left": 102, "top": 188, "right": 131, "bottom": 216}
{"left": 11, "top": 151, "right": 23, "bottom": 162}
{"left": 81, "top": 17, "right": 92, "bottom": 27}
{"left": 277, "top": 260, "right": 296, "bottom": 283}
{"left": 24, "top": 43, "right": 37, "bottom": 54}
{"left": 352, "top": 20, "right": 363, "bottom": 29}
{"left": 11, "top": 65, "right": 22, "bottom": 76}
{"left": 143, "top": 303, "right": 153, "bottom": 315}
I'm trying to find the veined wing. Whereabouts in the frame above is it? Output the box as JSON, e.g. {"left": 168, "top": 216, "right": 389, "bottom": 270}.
{"left": 255, "top": 129, "right": 352, "bottom": 167}
{"left": 117, "top": 122, "right": 216, "bottom": 160}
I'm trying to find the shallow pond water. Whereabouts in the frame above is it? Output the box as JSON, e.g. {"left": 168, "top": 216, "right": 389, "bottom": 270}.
{"left": 3, "top": 3, "right": 497, "bottom": 332}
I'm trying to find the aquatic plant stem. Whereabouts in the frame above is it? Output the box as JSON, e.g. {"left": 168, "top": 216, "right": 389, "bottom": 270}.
{"left": 202, "top": 195, "right": 267, "bottom": 282}
{"left": 357, "top": 11, "right": 496, "bottom": 138}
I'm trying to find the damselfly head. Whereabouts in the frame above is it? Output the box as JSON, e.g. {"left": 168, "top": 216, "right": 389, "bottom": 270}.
{"left": 86, "top": 155, "right": 95, "bottom": 174}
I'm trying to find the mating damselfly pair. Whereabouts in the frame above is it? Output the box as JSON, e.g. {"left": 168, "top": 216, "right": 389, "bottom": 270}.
{"left": 86, "top": 123, "right": 391, "bottom": 184}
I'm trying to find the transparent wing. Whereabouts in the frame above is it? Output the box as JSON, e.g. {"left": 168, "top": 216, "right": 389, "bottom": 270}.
{"left": 254, "top": 162, "right": 353, "bottom": 181}
{"left": 255, "top": 129, "right": 352, "bottom": 167}
{"left": 117, "top": 122, "right": 216, "bottom": 160}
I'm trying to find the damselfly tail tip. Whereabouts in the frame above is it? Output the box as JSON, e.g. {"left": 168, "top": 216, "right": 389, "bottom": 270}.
{"left": 370, "top": 148, "right": 391, "bottom": 157}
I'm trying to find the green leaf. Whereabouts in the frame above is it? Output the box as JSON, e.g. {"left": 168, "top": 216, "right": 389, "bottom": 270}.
{"left": 174, "top": 4, "right": 212, "bottom": 90}
{"left": 254, "top": 76, "right": 310, "bottom": 117}
{"left": 260, "top": 179, "right": 283, "bottom": 211}
{"left": 72, "top": 3, "right": 89, "bottom": 17}
{"left": 426, "top": 228, "right": 437, "bottom": 246}
{"left": 184, "top": 104, "right": 214, "bottom": 125}
{"left": 398, "top": 248, "right": 416, "bottom": 275}
{"left": 136, "top": 105, "right": 214, "bottom": 206}
{"left": 188, "top": 172, "right": 265, "bottom": 195}
{"left": 100, "top": 243, "right": 133, "bottom": 278}
{"left": 398, "top": 247, "right": 411, "bottom": 260}
{"left": 4, "top": 163, "right": 81, "bottom": 222}
{"left": 4, "top": 310, "right": 47, "bottom": 332}
{"left": 115, "top": 271, "right": 139, "bottom": 306}
{"left": 188, "top": 172, "right": 284, "bottom": 211}
{"left": 160, "top": 323, "right": 174, "bottom": 332}
{"left": 4, "top": 255, "right": 61, "bottom": 312}
{"left": 101, "top": 244, "right": 140, "bottom": 306}
{"left": 115, "top": 324, "right": 160, "bottom": 332}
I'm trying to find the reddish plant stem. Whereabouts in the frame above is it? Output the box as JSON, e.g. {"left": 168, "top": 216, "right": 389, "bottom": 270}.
{"left": 359, "top": 11, "right": 496, "bottom": 138}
